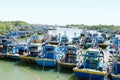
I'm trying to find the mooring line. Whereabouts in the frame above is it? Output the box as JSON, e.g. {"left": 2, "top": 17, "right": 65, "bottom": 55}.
{"left": 20, "top": 67, "right": 40, "bottom": 80}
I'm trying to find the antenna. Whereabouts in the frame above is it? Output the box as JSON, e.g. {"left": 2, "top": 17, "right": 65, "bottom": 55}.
{"left": 25, "top": 31, "right": 27, "bottom": 43}
{"left": 74, "top": 32, "right": 76, "bottom": 37}
{"left": 93, "top": 36, "right": 98, "bottom": 48}
{"left": 115, "top": 38, "right": 119, "bottom": 62}
{"left": 58, "top": 33, "right": 61, "bottom": 43}
{"left": 64, "top": 31, "right": 66, "bottom": 36}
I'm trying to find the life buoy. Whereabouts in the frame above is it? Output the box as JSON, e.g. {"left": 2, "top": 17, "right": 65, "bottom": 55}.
{"left": 34, "top": 39, "right": 36, "bottom": 43}
{"left": 34, "top": 39, "right": 39, "bottom": 43}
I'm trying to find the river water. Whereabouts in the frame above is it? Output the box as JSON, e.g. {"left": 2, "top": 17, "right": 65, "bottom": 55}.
{"left": 0, "top": 58, "right": 76, "bottom": 80}
{"left": 0, "top": 28, "right": 97, "bottom": 80}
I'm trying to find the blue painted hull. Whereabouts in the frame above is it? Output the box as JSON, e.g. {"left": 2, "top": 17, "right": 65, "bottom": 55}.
{"left": 113, "top": 78, "right": 120, "bottom": 80}
{"left": 74, "top": 72, "right": 105, "bottom": 80}
{"left": 36, "top": 59, "right": 57, "bottom": 67}
{"left": 112, "top": 75, "right": 120, "bottom": 80}
{"left": 8, "top": 55, "right": 20, "bottom": 60}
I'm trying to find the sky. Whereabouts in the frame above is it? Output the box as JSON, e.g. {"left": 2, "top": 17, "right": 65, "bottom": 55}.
{"left": 0, "top": 0, "right": 120, "bottom": 25}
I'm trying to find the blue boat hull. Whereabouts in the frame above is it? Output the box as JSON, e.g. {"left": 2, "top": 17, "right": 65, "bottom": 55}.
{"left": 74, "top": 72, "right": 105, "bottom": 80}
{"left": 8, "top": 55, "right": 20, "bottom": 60}
{"left": 73, "top": 68, "right": 106, "bottom": 80}
{"left": 112, "top": 75, "right": 120, "bottom": 80}
{"left": 113, "top": 78, "right": 120, "bottom": 80}
{"left": 36, "top": 59, "right": 57, "bottom": 67}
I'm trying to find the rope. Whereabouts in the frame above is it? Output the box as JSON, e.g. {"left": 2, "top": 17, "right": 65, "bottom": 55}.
{"left": 89, "top": 72, "right": 92, "bottom": 80}
{"left": 42, "top": 58, "right": 46, "bottom": 71}
{"left": 56, "top": 63, "right": 60, "bottom": 80}
{"left": 20, "top": 67, "right": 40, "bottom": 80}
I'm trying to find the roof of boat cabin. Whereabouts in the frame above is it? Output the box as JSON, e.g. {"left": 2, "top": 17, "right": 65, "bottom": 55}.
{"left": 29, "top": 43, "right": 41, "bottom": 47}
{"left": 72, "top": 37, "right": 79, "bottom": 39}
{"left": 67, "top": 45, "right": 76, "bottom": 47}
{"left": 47, "top": 44, "right": 57, "bottom": 47}
{"left": 87, "top": 48, "right": 100, "bottom": 52}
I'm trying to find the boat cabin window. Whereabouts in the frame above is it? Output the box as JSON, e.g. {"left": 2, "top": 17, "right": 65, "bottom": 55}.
{"left": 65, "top": 50, "right": 76, "bottom": 63}
{"left": 51, "top": 36, "right": 57, "bottom": 41}
{"left": 2, "top": 39, "right": 8, "bottom": 43}
{"left": 72, "top": 38, "right": 80, "bottom": 44}
{"left": 73, "top": 38, "right": 79, "bottom": 40}
{"left": 84, "top": 58, "right": 99, "bottom": 69}
{"left": 59, "top": 43, "right": 68, "bottom": 46}
{"left": 98, "top": 37, "right": 104, "bottom": 40}
{"left": 86, "top": 59, "right": 98, "bottom": 63}
{"left": 67, "top": 47, "right": 76, "bottom": 51}
{"left": 45, "top": 46, "right": 54, "bottom": 51}
{"left": 86, "top": 57, "right": 99, "bottom": 60}
{"left": 62, "top": 38, "right": 67, "bottom": 40}
{"left": 98, "top": 37, "right": 105, "bottom": 43}
{"left": 30, "top": 52, "right": 38, "bottom": 57}
{"left": 61, "top": 36, "right": 68, "bottom": 42}
{"left": 30, "top": 52, "right": 39, "bottom": 54}
{"left": 86, "top": 51, "right": 98, "bottom": 56}
{"left": 85, "top": 51, "right": 99, "bottom": 58}
{"left": 30, "top": 46, "right": 38, "bottom": 50}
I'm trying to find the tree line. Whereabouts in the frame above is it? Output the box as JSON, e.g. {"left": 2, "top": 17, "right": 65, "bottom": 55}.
{"left": 0, "top": 20, "right": 29, "bottom": 35}
{"left": 66, "top": 24, "right": 120, "bottom": 30}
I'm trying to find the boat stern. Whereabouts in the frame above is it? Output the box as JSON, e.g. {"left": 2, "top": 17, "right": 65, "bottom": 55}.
{"left": 36, "top": 58, "right": 57, "bottom": 67}
{"left": 73, "top": 67, "right": 107, "bottom": 80}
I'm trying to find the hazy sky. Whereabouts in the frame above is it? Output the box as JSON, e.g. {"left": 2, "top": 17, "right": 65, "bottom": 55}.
{"left": 0, "top": 0, "right": 120, "bottom": 25}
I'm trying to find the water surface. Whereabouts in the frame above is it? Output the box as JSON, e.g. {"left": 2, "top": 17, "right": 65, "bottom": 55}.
{"left": 0, "top": 58, "right": 77, "bottom": 80}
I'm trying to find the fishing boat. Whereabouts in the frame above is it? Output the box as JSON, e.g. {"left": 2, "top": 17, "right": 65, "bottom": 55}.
{"left": 18, "top": 31, "right": 25, "bottom": 38}
{"left": 7, "top": 44, "right": 19, "bottom": 60}
{"left": 36, "top": 43, "right": 60, "bottom": 67}
{"left": 100, "top": 33, "right": 107, "bottom": 39}
{"left": 42, "top": 27, "right": 48, "bottom": 33}
{"left": 60, "top": 35, "right": 69, "bottom": 44}
{"left": 80, "top": 36, "right": 93, "bottom": 49}
{"left": 57, "top": 43, "right": 68, "bottom": 52}
{"left": 44, "top": 33, "right": 59, "bottom": 45}
{"left": 0, "top": 37, "right": 20, "bottom": 59}
{"left": 19, "top": 33, "right": 42, "bottom": 62}
{"left": 97, "top": 36, "right": 108, "bottom": 49}
{"left": 107, "top": 33, "right": 116, "bottom": 40}
{"left": 0, "top": 39, "right": 12, "bottom": 58}
{"left": 107, "top": 38, "right": 120, "bottom": 80}
{"left": 26, "top": 30, "right": 33, "bottom": 37}
{"left": 71, "top": 32, "right": 80, "bottom": 45}
{"left": 110, "top": 61, "right": 120, "bottom": 80}
{"left": 7, "top": 31, "right": 20, "bottom": 39}
{"left": 7, "top": 43, "right": 28, "bottom": 60}
{"left": 108, "top": 38, "right": 116, "bottom": 55}
{"left": 60, "top": 31, "right": 69, "bottom": 44}
{"left": 79, "top": 31, "right": 93, "bottom": 49}
{"left": 41, "top": 33, "right": 59, "bottom": 47}
{"left": 41, "top": 33, "right": 51, "bottom": 44}
{"left": 48, "top": 35, "right": 58, "bottom": 44}
{"left": 57, "top": 45, "right": 81, "bottom": 68}
{"left": 73, "top": 47, "right": 108, "bottom": 80}
{"left": 37, "top": 29, "right": 43, "bottom": 35}
{"left": 55, "top": 32, "right": 69, "bottom": 51}
{"left": 0, "top": 35, "right": 6, "bottom": 49}
{"left": 71, "top": 37, "right": 80, "bottom": 45}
